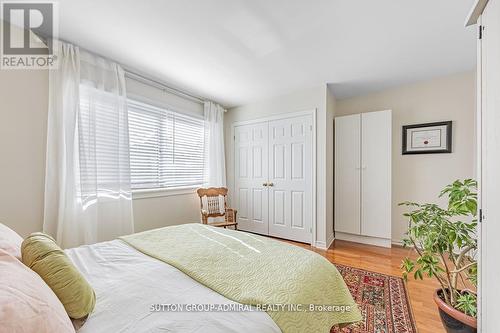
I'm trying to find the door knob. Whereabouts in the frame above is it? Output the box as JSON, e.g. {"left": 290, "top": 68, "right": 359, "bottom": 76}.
{"left": 263, "top": 182, "right": 268, "bottom": 187}
{"left": 268, "top": 182, "right": 274, "bottom": 187}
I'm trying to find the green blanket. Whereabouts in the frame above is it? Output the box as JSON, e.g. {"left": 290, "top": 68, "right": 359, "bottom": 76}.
{"left": 121, "top": 224, "right": 361, "bottom": 333}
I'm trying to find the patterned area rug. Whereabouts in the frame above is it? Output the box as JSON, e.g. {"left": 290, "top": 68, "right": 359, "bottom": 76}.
{"left": 331, "top": 264, "right": 417, "bottom": 333}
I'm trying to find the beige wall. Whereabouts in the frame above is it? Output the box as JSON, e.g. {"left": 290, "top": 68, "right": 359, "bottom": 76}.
{"left": 336, "top": 71, "right": 476, "bottom": 242}
{"left": 0, "top": 42, "right": 203, "bottom": 237}
{"left": 132, "top": 193, "right": 200, "bottom": 232}
{"left": 225, "top": 85, "right": 334, "bottom": 247}
{"left": 0, "top": 69, "right": 49, "bottom": 237}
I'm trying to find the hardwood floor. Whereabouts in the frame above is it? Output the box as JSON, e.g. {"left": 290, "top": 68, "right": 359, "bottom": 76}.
{"left": 287, "top": 239, "right": 445, "bottom": 333}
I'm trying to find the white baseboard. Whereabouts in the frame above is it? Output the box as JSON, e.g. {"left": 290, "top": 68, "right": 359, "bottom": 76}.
{"left": 391, "top": 240, "right": 404, "bottom": 247}
{"left": 335, "top": 232, "right": 392, "bottom": 248}
{"left": 314, "top": 240, "right": 327, "bottom": 249}
{"left": 314, "top": 233, "right": 335, "bottom": 249}
{"left": 327, "top": 233, "right": 335, "bottom": 248}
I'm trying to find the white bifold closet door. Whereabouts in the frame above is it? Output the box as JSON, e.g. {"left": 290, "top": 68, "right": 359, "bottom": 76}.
{"left": 234, "top": 114, "right": 313, "bottom": 243}
{"left": 233, "top": 123, "right": 269, "bottom": 235}
{"left": 268, "top": 116, "right": 313, "bottom": 243}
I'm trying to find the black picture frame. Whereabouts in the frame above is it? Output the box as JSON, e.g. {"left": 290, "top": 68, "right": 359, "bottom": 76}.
{"left": 402, "top": 121, "right": 452, "bottom": 155}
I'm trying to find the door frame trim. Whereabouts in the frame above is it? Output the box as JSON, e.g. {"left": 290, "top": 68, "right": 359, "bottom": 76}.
{"left": 476, "top": 15, "right": 483, "bottom": 331}
{"left": 230, "top": 109, "right": 317, "bottom": 246}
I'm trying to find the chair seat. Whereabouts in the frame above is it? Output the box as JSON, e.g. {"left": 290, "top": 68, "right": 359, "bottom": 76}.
{"left": 208, "top": 222, "right": 238, "bottom": 228}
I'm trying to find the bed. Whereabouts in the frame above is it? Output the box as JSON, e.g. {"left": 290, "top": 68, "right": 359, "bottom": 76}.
{"left": 64, "top": 223, "right": 361, "bottom": 333}
{"left": 66, "top": 239, "right": 281, "bottom": 333}
{"left": 0, "top": 222, "right": 361, "bottom": 332}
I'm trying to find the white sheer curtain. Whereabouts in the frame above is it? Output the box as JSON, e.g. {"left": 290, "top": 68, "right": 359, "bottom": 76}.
{"left": 43, "top": 41, "right": 134, "bottom": 248}
{"left": 203, "top": 101, "right": 226, "bottom": 187}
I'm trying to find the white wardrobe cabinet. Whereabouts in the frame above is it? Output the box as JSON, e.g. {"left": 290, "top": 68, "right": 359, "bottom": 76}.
{"left": 334, "top": 110, "right": 392, "bottom": 248}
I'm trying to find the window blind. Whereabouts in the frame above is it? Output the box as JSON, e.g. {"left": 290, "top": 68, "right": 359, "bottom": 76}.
{"left": 128, "top": 99, "right": 204, "bottom": 190}
{"left": 78, "top": 85, "right": 131, "bottom": 201}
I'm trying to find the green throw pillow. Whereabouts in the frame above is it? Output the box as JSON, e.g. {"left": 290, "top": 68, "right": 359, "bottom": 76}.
{"left": 21, "top": 232, "right": 95, "bottom": 319}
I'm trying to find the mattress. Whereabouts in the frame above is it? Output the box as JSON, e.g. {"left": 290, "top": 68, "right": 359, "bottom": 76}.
{"left": 65, "top": 239, "right": 281, "bottom": 333}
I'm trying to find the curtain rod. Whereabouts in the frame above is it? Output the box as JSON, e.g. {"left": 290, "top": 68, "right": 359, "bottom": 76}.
{"left": 123, "top": 68, "right": 206, "bottom": 105}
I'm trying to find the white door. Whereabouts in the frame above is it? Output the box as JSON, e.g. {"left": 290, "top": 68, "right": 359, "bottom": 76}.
{"left": 361, "top": 110, "right": 392, "bottom": 239}
{"left": 479, "top": 2, "right": 500, "bottom": 330}
{"left": 334, "top": 114, "right": 361, "bottom": 235}
{"left": 233, "top": 122, "right": 269, "bottom": 235}
{"left": 268, "top": 115, "right": 313, "bottom": 243}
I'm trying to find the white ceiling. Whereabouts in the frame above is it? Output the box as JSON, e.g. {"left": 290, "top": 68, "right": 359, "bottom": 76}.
{"left": 58, "top": 0, "right": 476, "bottom": 107}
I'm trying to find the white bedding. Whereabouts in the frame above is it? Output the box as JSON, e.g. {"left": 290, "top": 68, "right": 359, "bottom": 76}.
{"left": 65, "top": 240, "right": 281, "bottom": 333}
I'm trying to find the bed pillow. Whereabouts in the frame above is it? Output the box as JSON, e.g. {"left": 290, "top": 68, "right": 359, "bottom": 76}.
{"left": 0, "top": 222, "right": 23, "bottom": 259}
{"left": 0, "top": 249, "right": 75, "bottom": 333}
{"left": 21, "top": 232, "right": 96, "bottom": 319}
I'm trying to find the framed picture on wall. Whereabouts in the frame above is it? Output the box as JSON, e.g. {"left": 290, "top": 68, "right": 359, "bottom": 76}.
{"left": 402, "top": 121, "right": 452, "bottom": 154}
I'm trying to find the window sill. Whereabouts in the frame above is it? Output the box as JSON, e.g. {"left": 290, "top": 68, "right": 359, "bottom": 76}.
{"left": 132, "top": 186, "right": 199, "bottom": 200}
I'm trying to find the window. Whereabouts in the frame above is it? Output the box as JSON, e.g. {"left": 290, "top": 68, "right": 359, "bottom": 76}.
{"left": 128, "top": 99, "right": 205, "bottom": 190}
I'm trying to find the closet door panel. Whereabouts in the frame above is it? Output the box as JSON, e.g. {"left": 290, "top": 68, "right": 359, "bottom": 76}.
{"left": 334, "top": 114, "right": 361, "bottom": 235}
{"left": 361, "top": 110, "right": 392, "bottom": 239}
{"left": 268, "top": 115, "right": 313, "bottom": 243}
{"left": 234, "top": 123, "right": 269, "bottom": 235}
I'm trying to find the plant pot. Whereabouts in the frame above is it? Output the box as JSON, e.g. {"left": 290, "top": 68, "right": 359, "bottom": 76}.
{"left": 433, "top": 289, "right": 477, "bottom": 333}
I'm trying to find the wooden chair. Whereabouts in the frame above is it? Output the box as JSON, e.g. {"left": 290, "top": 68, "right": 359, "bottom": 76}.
{"left": 196, "top": 187, "right": 238, "bottom": 229}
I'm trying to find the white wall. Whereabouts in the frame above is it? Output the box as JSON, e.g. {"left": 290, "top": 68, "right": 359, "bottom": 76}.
{"left": 225, "top": 85, "right": 333, "bottom": 247}
{"left": 336, "top": 71, "right": 476, "bottom": 242}
{"left": 0, "top": 37, "right": 204, "bottom": 237}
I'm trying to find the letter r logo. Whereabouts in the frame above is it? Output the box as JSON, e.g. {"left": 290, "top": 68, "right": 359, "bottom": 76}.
{"left": 2, "top": 2, "right": 53, "bottom": 55}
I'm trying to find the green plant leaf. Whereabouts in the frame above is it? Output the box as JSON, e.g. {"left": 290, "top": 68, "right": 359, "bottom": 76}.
{"left": 456, "top": 292, "right": 477, "bottom": 317}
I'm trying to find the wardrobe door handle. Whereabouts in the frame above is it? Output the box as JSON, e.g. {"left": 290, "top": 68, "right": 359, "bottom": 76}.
{"left": 268, "top": 182, "right": 274, "bottom": 187}
{"left": 263, "top": 182, "right": 268, "bottom": 187}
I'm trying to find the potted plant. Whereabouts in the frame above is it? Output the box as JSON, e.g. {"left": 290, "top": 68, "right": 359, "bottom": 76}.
{"left": 400, "top": 179, "right": 478, "bottom": 333}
